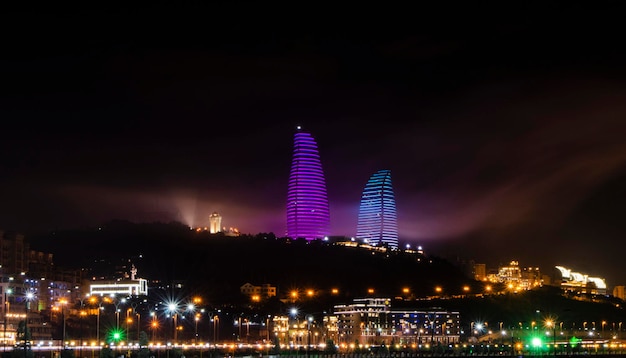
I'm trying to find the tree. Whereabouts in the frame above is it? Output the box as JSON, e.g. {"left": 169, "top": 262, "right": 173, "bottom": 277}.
{"left": 324, "top": 339, "right": 337, "bottom": 353}
{"left": 99, "top": 347, "right": 114, "bottom": 358}
{"left": 137, "top": 331, "right": 150, "bottom": 358}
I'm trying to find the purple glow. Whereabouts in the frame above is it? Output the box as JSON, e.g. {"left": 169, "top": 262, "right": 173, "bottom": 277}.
{"left": 286, "top": 127, "right": 330, "bottom": 240}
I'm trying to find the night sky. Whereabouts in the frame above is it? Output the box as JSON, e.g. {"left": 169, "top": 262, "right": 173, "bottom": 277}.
{"left": 2, "top": 4, "right": 626, "bottom": 285}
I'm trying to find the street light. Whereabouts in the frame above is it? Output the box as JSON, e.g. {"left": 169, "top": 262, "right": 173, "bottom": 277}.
{"left": 3, "top": 287, "right": 12, "bottom": 351}
{"left": 59, "top": 298, "right": 68, "bottom": 348}
{"left": 88, "top": 295, "right": 105, "bottom": 346}
{"left": 150, "top": 312, "right": 159, "bottom": 342}
{"left": 166, "top": 302, "right": 179, "bottom": 342}
{"left": 193, "top": 313, "right": 200, "bottom": 343}
{"left": 213, "top": 314, "right": 220, "bottom": 343}
{"left": 545, "top": 319, "right": 556, "bottom": 356}
{"left": 305, "top": 315, "right": 313, "bottom": 358}
{"left": 24, "top": 291, "right": 34, "bottom": 348}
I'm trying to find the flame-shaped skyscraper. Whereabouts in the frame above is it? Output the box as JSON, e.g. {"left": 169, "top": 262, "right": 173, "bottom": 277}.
{"left": 286, "top": 126, "right": 330, "bottom": 240}
{"left": 355, "top": 169, "right": 399, "bottom": 248}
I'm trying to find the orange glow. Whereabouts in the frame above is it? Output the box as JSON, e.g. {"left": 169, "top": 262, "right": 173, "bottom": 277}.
{"left": 402, "top": 288, "right": 410, "bottom": 294}
{"left": 290, "top": 290, "right": 298, "bottom": 299}
{"left": 435, "top": 286, "right": 442, "bottom": 293}
{"left": 331, "top": 288, "right": 339, "bottom": 294}
{"left": 306, "top": 289, "right": 314, "bottom": 297}
{"left": 463, "top": 286, "right": 470, "bottom": 292}
{"left": 367, "top": 288, "right": 374, "bottom": 294}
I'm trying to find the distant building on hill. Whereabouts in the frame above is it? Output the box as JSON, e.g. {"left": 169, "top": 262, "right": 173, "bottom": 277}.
{"left": 240, "top": 282, "right": 277, "bottom": 299}
{"left": 88, "top": 264, "right": 148, "bottom": 296}
{"left": 355, "top": 169, "right": 399, "bottom": 249}
{"left": 209, "top": 212, "right": 222, "bottom": 233}
{"left": 556, "top": 265, "right": 607, "bottom": 295}
{"left": 286, "top": 126, "right": 330, "bottom": 241}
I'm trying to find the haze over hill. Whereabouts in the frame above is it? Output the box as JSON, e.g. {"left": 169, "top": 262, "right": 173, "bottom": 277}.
{"left": 29, "top": 220, "right": 476, "bottom": 302}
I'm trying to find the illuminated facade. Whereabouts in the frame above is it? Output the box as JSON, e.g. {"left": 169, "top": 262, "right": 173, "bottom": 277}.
{"left": 555, "top": 265, "right": 607, "bottom": 295}
{"left": 89, "top": 265, "right": 148, "bottom": 296}
{"left": 209, "top": 212, "right": 222, "bottom": 233}
{"left": 485, "top": 261, "right": 542, "bottom": 291}
{"left": 240, "top": 282, "right": 277, "bottom": 298}
{"left": 286, "top": 126, "right": 330, "bottom": 240}
{"left": 355, "top": 169, "right": 398, "bottom": 249}
{"left": 333, "top": 298, "right": 460, "bottom": 346}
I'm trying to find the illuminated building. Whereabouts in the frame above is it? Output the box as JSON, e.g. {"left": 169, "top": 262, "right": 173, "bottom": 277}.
{"left": 209, "top": 212, "right": 222, "bottom": 233}
{"left": 355, "top": 169, "right": 399, "bottom": 249}
{"left": 333, "top": 298, "right": 460, "bottom": 346}
{"left": 286, "top": 126, "right": 330, "bottom": 240}
{"left": 485, "top": 261, "right": 542, "bottom": 291}
{"left": 89, "top": 265, "right": 148, "bottom": 296}
{"left": 239, "top": 282, "right": 277, "bottom": 298}
{"left": 555, "top": 265, "right": 607, "bottom": 295}
{"left": 473, "top": 263, "right": 487, "bottom": 281}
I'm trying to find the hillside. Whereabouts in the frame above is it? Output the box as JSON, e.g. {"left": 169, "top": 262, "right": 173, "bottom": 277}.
{"left": 28, "top": 220, "right": 476, "bottom": 302}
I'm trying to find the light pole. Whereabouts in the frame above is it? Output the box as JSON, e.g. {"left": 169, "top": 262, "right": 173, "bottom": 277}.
{"left": 213, "top": 314, "right": 219, "bottom": 343}
{"left": 3, "top": 287, "right": 12, "bottom": 351}
{"left": 24, "top": 291, "right": 34, "bottom": 349}
{"left": 136, "top": 312, "right": 141, "bottom": 344}
{"left": 166, "top": 302, "right": 179, "bottom": 342}
{"left": 194, "top": 313, "right": 200, "bottom": 343}
{"left": 546, "top": 320, "right": 556, "bottom": 357}
{"left": 305, "top": 315, "right": 313, "bottom": 358}
{"left": 88, "top": 295, "right": 104, "bottom": 346}
{"left": 59, "top": 297, "right": 68, "bottom": 348}
{"left": 150, "top": 312, "right": 158, "bottom": 342}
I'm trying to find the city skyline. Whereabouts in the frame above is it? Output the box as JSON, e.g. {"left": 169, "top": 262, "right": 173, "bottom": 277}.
{"left": 1, "top": 4, "right": 626, "bottom": 285}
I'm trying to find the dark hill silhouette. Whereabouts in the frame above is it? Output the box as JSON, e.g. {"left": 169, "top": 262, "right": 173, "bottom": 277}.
{"left": 27, "top": 221, "right": 626, "bottom": 330}
{"left": 28, "top": 220, "right": 477, "bottom": 302}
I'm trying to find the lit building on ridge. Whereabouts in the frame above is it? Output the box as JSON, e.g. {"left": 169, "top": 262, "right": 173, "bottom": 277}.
{"left": 485, "top": 260, "right": 542, "bottom": 291}
{"left": 355, "top": 169, "right": 399, "bottom": 249}
{"left": 209, "top": 212, "right": 222, "bottom": 233}
{"left": 286, "top": 126, "right": 330, "bottom": 240}
{"left": 555, "top": 265, "right": 607, "bottom": 295}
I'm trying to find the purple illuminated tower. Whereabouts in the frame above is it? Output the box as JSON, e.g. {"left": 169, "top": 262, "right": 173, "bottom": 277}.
{"left": 286, "top": 126, "right": 330, "bottom": 240}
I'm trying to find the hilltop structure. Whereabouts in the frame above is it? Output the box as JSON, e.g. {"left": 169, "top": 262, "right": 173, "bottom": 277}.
{"left": 286, "top": 126, "right": 330, "bottom": 240}
{"left": 355, "top": 169, "right": 399, "bottom": 249}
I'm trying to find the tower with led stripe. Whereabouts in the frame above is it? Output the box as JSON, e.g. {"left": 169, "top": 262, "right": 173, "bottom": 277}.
{"left": 355, "top": 169, "right": 399, "bottom": 248}
{"left": 286, "top": 126, "right": 330, "bottom": 240}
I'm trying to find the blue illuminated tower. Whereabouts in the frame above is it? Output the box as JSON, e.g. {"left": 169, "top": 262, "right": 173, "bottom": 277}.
{"left": 286, "top": 126, "right": 330, "bottom": 240}
{"left": 355, "top": 169, "right": 399, "bottom": 248}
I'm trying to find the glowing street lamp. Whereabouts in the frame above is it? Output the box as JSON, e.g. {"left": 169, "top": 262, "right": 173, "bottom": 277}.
{"left": 59, "top": 298, "right": 68, "bottom": 348}
{"left": 3, "top": 287, "right": 12, "bottom": 351}
{"left": 150, "top": 312, "right": 159, "bottom": 342}
{"left": 194, "top": 313, "right": 200, "bottom": 343}
{"left": 545, "top": 319, "right": 556, "bottom": 356}
{"left": 24, "top": 291, "right": 35, "bottom": 348}
{"left": 166, "top": 302, "right": 179, "bottom": 342}
{"left": 88, "top": 295, "right": 106, "bottom": 346}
